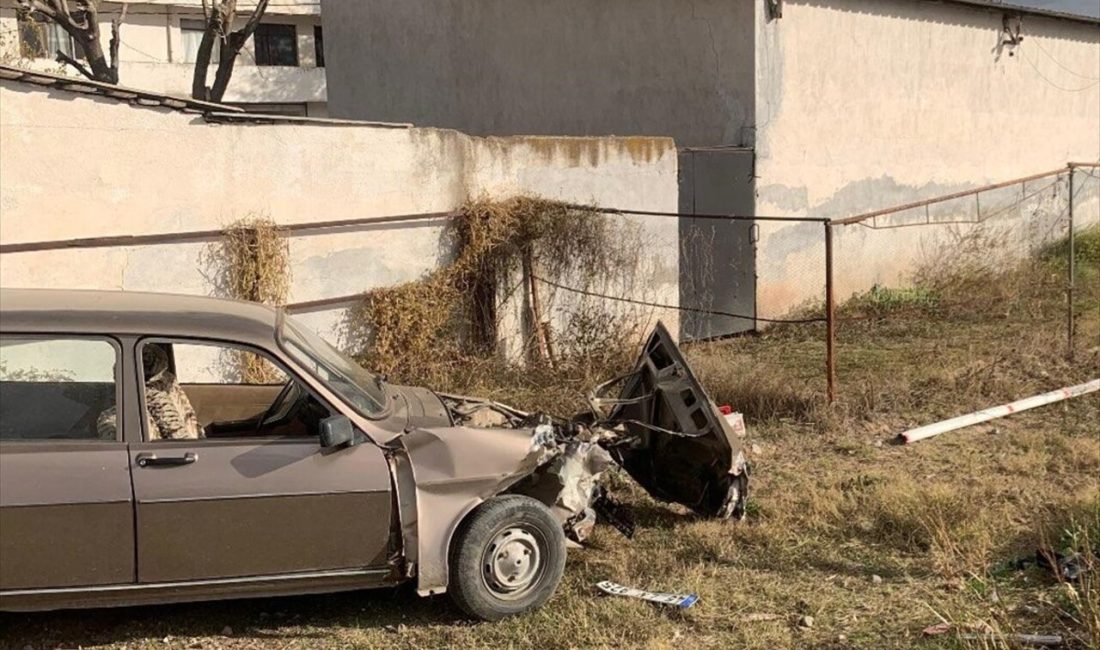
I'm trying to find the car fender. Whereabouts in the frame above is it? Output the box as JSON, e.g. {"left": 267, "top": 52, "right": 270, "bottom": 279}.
{"left": 390, "top": 423, "right": 557, "bottom": 595}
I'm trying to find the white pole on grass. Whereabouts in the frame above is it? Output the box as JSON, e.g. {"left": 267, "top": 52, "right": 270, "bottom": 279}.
{"left": 899, "top": 379, "right": 1100, "bottom": 444}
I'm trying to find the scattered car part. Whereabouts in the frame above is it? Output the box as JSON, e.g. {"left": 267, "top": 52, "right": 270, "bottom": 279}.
{"left": 590, "top": 486, "right": 636, "bottom": 539}
{"left": 596, "top": 580, "right": 698, "bottom": 608}
{"left": 899, "top": 379, "right": 1099, "bottom": 444}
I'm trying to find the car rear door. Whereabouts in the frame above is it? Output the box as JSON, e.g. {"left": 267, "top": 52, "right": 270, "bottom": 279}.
{"left": 127, "top": 338, "right": 392, "bottom": 584}
{"left": 0, "top": 336, "right": 135, "bottom": 591}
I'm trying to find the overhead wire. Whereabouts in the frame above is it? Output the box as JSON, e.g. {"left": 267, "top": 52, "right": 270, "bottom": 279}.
{"left": 1020, "top": 47, "right": 1100, "bottom": 92}
{"left": 1031, "top": 38, "right": 1100, "bottom": 81}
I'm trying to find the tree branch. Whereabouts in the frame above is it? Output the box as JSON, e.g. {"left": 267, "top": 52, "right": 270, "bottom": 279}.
{"left": 72, "top": 0, "right": 94, "bottom": 34}
{"left": 108, "top": 3, "right": 127, "bottom": 79}
{"left": 16, "top": 0, "right": 59, "bottom": 22}
{"left": 55, "top": 0, "right": 73, "bottom": 23}
{"left": 55, "top": 49, "right": 94, "bottom": 80}
{"left": 239, "top": 0, "right": 269, "bottom": 37}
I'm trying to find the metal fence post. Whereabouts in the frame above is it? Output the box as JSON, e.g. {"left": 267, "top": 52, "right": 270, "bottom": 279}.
{"left": 825, "top": 221, "right": 837, "bottom": 404}
{"left": 1067, "top": 165, "right": 1076, "bottom": 360}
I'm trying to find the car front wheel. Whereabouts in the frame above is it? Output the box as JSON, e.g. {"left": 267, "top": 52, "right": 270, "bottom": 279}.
{"left": 448, "top": 495, "right": 566, "bottom": 621}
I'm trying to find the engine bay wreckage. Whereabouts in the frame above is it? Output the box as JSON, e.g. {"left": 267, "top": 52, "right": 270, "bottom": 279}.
{"left": 385, "top": 322, "right": 750, "bottom": 595}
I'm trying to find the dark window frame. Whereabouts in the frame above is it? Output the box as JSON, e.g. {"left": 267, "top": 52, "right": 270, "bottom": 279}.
{"left": 313, "top": 25, "right": 324, "bottom": 67}
{"left": 253, "top": 23, "right": 298, "bottom": 67}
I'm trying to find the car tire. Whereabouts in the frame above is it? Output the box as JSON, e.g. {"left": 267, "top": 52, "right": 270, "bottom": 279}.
{"left": 448, "top": 495, "right": 566, "bottom": 621}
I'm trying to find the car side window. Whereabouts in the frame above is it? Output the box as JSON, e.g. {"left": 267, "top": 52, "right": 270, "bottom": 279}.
{"left": 0, "top": 337, "right": 119, "bottom": 441}
{"left": 138, "top": 340, "right": 331, "bottom": 442}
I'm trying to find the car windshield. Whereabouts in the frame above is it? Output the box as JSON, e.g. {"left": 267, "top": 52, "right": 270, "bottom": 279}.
{"left": 280, "top": 317, "right": 388, "bottom": 417}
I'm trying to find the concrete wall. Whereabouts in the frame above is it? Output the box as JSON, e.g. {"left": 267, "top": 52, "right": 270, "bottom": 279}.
{"left": 753, "top": 0, "right": 1100, "bottom": 315}
{"left": 321, "top": 0, "right": 756, "bottom": 148}
{"left": 0, "top": 81, "right": 679, "bottom": 350}
{"left": 0, "top": 1, "right": 327, "bottom": 109}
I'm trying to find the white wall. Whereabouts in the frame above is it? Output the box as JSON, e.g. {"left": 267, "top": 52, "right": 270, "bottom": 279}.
{"left": 753, "top": 0, "right": 1100, "bottom": 315}
{"left": 0, "top": 1, "right": 326, "bottom": 106}
{"left": 0, "top": 81, "right": 679, "bottom": 350}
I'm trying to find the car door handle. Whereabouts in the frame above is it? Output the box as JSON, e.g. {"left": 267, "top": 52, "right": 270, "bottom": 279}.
{"left": 136, "top": 452, "right": 197, "bottom": 468}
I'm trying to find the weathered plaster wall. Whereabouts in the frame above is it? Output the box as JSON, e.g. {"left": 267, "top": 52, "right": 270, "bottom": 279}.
{"left": 753, "top": 0, "right": 1100, "bottom": 315}
{"left": 321, "top": 0, "right": 755, "bottom": 148}
{"left": 0, "top": 81, "right": 679, "bottom": 348}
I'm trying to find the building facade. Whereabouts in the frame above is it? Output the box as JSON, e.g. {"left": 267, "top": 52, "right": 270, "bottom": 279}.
{"left": 0, "top": 0, "right": 326, "bottom": 115}
{"left": 322, "top": 0, "right": 1100, "bottom": 337}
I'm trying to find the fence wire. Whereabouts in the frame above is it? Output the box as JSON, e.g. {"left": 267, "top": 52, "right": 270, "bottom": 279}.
{"left": 827, "top": 167, "right": 1098, "bottom": 412}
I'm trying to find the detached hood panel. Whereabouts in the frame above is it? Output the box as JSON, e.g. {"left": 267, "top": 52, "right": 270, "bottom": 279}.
{"left": 601, "top": 322, "right": 748, "bottom": 518}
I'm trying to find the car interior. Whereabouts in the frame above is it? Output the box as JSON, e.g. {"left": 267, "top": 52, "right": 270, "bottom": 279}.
{"left": 146, "top": 342, "right": 333, "bottom": 440}
{"left": 0, "top": 338, "right": 116, "bottom": 441}
{"left": 0, "top": 379, "right": 114, "bottom": 441}
{"left": 0, "top": 338, "right": 335, "bottom": 442}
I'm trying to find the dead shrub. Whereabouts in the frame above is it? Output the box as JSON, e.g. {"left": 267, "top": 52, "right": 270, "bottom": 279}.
{"left": 342, "top": 196, "right": 646, "bottom": 391}
{"left": 218, "top": 216, "right": 291, "bottom": 307}
{"left": 211, "top": 216, "right": 290, "bottom": 383}
{"left": 342, "top": 272, "right": 463, "bottom": 386}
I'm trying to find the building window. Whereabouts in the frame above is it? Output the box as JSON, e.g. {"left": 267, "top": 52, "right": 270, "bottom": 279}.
{"left": 313, "top": 25, "right": 324, "bottom": 67}
{"left": 253, "top": 23, "right": 298, "bottom": 66}
{"left": 180, "top": 19, "right": 219, "bottom": 64}
{"left": 17, "top": 12, "right": 79, "bottom": 60}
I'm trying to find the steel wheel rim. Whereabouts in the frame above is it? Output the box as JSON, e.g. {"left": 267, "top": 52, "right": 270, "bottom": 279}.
{"left": 481, "top": 525, "right": 543, "bottom": 600}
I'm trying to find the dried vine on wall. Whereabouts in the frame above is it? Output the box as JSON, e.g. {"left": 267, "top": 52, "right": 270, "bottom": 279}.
{"left": 343, "top": 196, "right": 644, "bottom": 386}
{"left": 217, "top": 216, "right": 291, "bottom": 383}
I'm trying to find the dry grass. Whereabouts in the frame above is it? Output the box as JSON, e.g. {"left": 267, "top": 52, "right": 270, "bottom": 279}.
{"left": 3, "top": 231, "right": 1098, "bottom": 650}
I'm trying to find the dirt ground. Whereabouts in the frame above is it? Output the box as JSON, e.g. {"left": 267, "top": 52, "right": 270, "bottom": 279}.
{"left": 2, "top": 237, "right": 1098, "bottom": 650}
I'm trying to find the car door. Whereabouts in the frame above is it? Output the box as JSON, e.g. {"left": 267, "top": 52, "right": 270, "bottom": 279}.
{"left": 0, "top": 336, "right": 135, "bottom": 591}
{"left": 127, "top": 338, "right": 393, "bottom": 584}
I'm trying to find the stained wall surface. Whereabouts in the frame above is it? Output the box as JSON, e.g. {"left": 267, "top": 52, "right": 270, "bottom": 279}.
{"left": 0, "top": 81, "right": 679, "bottom": 348}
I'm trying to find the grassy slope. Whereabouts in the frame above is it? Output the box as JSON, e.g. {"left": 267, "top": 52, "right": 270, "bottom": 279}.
{"left": 2, "top": 234, "right": 1098, "bottom": 650}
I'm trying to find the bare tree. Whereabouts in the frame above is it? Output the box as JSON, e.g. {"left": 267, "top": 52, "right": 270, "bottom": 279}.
{"left": 192, "top": 0, "right": 270, "bottom": 102}
{"left": 14, "top": 0, "right": 126, "bottom": 84}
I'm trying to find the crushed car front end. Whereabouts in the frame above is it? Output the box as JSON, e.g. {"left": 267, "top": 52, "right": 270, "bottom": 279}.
{"left": 384, "top": 321, "right": 750, "bottom": 596}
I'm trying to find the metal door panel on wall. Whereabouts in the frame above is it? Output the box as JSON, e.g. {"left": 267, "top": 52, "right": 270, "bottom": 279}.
{"left": 679, "top": 147, "right": 756, "bottom": 341}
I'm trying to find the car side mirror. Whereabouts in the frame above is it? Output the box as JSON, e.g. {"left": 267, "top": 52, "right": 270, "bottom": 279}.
{"left": 319, "top": 414, "right": 356, "bottom": 449}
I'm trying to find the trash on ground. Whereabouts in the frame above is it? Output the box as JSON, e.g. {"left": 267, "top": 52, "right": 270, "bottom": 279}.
{"left": 596, "top": 580, "right": 699, "bottom": 608}
{"left": 1006, "top": 548, "right": 1095, "bottom": 582}
{"left": 897, "top": 379, "right": 1099, "bottom": 444}
{"left": 743, "top": 613, "right": 783, "bottom": 622}
{"left": 922, "top": 622, "right": 952, "bottom": 636}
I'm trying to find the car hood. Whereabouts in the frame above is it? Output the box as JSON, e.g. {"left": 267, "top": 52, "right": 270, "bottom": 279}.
{"left": 592, "top": 321, "right": 749, "bottom": 519}
{"left": 387, "top": 384, "right": 453, "bottom": 430}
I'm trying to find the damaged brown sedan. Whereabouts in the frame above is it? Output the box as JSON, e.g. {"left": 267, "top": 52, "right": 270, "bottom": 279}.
{"left": 0, "top": 289, "right": 748, "bottom": 620}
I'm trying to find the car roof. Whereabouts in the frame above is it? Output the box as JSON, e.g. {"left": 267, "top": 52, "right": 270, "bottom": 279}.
{"left": 0, "top": 288, "right": 281, "bottom": 344}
